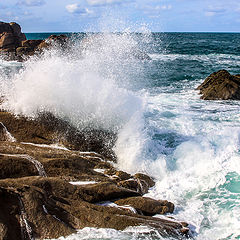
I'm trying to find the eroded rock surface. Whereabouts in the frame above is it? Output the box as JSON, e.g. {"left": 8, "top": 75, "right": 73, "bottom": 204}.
{"left": 0, "top": 110, "right": 189, "bottom": 239}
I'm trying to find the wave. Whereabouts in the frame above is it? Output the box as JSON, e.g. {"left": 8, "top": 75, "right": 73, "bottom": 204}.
{"left": 0, "top": 33, "right": 145, "bottom": 132}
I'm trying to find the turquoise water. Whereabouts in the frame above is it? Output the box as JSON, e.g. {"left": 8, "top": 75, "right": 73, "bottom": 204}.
{"left": 1, "top": 32, "right": 240, "bottom": 239}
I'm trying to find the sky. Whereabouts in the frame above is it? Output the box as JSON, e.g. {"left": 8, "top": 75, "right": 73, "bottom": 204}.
{"left": 0, "top": 0, "right": 240, "bottom": 32}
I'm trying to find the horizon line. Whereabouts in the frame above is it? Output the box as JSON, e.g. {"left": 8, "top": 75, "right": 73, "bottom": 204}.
{"left": 24, "top": 31, "right": 240, "bottom": 34}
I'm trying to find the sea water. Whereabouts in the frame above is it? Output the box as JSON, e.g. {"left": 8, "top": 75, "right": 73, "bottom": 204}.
{"left": 1, "top": 32, "right": 240, "bottom": 240}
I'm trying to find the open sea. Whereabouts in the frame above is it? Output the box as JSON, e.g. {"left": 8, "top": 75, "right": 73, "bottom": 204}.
{"left": 1, "top": 32, "right": 240, "bottom": 240}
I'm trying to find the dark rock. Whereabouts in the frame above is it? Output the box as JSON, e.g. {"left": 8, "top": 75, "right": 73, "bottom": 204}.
{"left": 115, "top": 197, "right": 174, "bottom": 216}
{"left": 0, "top": 22, "right": 13, "bottom": 33}
{"left": 196, "top": 69, "right": 240, "bottom": 100}
{"left": 9, "top": 22, "right": 26, "bottom": 41}
{"left": 117, "top": 179, "right": 140, "bottom": 192}
{"left": 134, "top": 173, "right": 155, "bottom": 188}
{"left": 16, "top": 47, "right": 35, "bottom": 57}
{"left": 0, "top": 32, "right": 16, "bottom": 49}
{"left": 115, "top": 171, "right": 131, "bottom": 180}
{"left": 0, "top": 155, "right": 39, "bottom": 179}
{"left": 21, "top": 40, "right": 43, "bottom": 49}
{"left": 0, "top": 22, "right": 26, "bottom": 51}
{"left": 0, "top": 177, "right": 188, "bottom": 239}
{"left": 0, "top": 187, "right": 23, "bottom": 240}
{"left": 37, "top": 34, "right": 68, "bottom": 52}
{"left": 76, "top": 182, "right": 141, "bottom": 203}
{"left": 0, "top": 110, "right": 189, "bottom": 239}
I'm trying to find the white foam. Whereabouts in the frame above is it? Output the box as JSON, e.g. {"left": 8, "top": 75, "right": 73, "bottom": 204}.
{"left": 21, "top": 142, "right": 69, "bottom": 151}
{"left": 48, "top": 225, "right": 170, "bottom": 240}
{"left": 1, "top": 33, "right": 144, "bottom": 132}
{"left": 69, "top": 181, "right": 97, "bottom": 185}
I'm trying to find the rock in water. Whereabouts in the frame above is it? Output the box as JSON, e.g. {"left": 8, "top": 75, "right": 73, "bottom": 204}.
{"left": 196, "top": 69, "right": 240, "bottom": 100}
{"left": 0, "top": 22, "right": 26, "bottom": 50}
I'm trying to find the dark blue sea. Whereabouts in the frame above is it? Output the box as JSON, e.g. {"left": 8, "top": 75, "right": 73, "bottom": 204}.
{"left": 1, "top": 32, "right": 240, "bottom": 239}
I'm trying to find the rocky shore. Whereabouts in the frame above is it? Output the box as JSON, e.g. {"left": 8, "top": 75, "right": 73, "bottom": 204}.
{"left": 0, "top": 21, "right": 189, "bottom": 239}
{"left": 0, "top": 110, "right": 189, "bottom": 239}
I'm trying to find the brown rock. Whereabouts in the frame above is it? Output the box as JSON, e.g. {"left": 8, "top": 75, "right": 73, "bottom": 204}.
{"left": 134, "top": 173, "right": 155, "bottom": 193}
{"left": 197, "top": 70, "right": 240, "bottom": 100}
{"left": 115, "top": 197, "right": 174, "bottom": 216}
{"left": 0, "top": 22, "right": 12, "bottom": 33}
{"left": 21, "top": 40, "right": 43, "bottom": 49}
{"left": 0, "top": 32, "right": 16, "bottom": 49}
{"left": 16, "top": 47, "right": 35, "bottom": 56}
{"left": 0, "top": 187, "right": 23, "bottom": 240}
{"left": 0, "top": 155, "right": 39, "bottom": 179}
{"left": 0, "top": 178, "right": 188, "bottom": 239}
{"left": 76, "top": 182, "right": 141, "bottom": 203}
{"left": 0, "top": 109, "right": 189, "bottom": 239}
{"left": 9, "top": 22, "right": 21, "bottom": 37}
{"left": 115, "top": 171, "right": 131, "bottom": 180}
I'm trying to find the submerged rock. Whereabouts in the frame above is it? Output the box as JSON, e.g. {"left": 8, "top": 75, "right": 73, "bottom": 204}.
{"left": 196, "top": 69, "right": 240, "bottom": 100}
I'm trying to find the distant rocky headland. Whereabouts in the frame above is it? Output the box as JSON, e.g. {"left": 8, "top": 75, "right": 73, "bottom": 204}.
{"left": 0, "top": 21, "right": 67, "bottom": 61}
{"left": 0, "top": 22, "right": 188, "bottom": 240}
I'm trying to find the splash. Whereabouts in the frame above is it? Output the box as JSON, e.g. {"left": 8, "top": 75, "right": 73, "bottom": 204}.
{"left": 0, "top": 32, "right": 146, "bottom": 133}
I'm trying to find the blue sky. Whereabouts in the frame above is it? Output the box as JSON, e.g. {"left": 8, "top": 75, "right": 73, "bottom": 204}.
{"left": 1, "top": 0, "right": 240, "bottom": 32}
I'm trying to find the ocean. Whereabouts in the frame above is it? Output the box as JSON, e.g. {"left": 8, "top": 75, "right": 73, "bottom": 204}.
{"left": 1, "top": 32, "right": 240, "bottom": 240}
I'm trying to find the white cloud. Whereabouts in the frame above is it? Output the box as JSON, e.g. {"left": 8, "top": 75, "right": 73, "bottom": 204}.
{"left": 87, "top": 0, "right": 126, "bottom": 6}
{"left": 66, "top": 4, "right": 93, "bottom": 15}
{"left": 205, "top": 6, "right": 226, "bottom": 17}
{"left": 17, "top": 0, "right": 46, "bottom": 7}
{"left": 205, "top": 11, "right": 216, "bottom": 17}
{"left": 155, "top": 5, "right": 172, "bottom": 10}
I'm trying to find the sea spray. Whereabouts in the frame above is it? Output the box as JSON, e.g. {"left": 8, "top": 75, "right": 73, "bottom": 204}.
{"left": 0, "top": 33, "right": 146, "bottom": 133}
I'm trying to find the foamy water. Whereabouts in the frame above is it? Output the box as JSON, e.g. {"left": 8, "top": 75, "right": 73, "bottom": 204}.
{"left": 1, "top": 32, "right": 240, "bottom": 240}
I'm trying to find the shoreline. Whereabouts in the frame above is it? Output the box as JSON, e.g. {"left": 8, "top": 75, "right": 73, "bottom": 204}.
{"left": 0, "top": 110, "right": 189, "bottom": 239}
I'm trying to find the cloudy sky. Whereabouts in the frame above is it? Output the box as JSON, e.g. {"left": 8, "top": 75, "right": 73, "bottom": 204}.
{"left": 1, "top": 0, "right": 240, "bottom": 32}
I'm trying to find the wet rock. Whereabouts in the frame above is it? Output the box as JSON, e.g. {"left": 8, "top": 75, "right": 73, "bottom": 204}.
{"left": 0, "top": 111, "right": 116, "bottom": 158}
{"left": 117, "top": 179, "right": 149, "bottom": 195}
{"left": 0, "top": 187, "right": 23, "bottom": 240}
{"left": 134, "top": 173, "right": 155, "bottom": 188}
{"left": 115, "top": 171, "right": 131, "bottom": 180}
{"left": 115, "top": 197, "right": 174, "bottom": 216}
{"left": 0, "top": 178, "right": 188, "bottom": 239}
{"left": 16, "top": 47, "right": 35, "bottom": 57}
{"left": 196, "top": 69, "right": 240, "bottom": 100}
{"left": 0, "top": 155, "right": 39, "bottom": 179}
{"left": 43, "top": 156, "right": 109, "bottom": 182}
{"left": 0, "top": 110, "right": 189, "bottom": 239}
{"left": 76, "top": 182, "right": 141, "bottom": 203}
{"left": 37, "top": 34, "right": 68, "bottom": 52}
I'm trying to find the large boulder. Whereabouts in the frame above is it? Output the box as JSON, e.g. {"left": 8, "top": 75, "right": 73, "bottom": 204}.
{"left": 196, "top": 70, "right": 240, "bottom": 100}
{"left": 0, "top": 22, "right": 26, "bottom": 50}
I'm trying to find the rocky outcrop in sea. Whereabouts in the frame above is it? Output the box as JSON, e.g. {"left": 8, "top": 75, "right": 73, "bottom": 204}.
{"left": 197, "top": 69, "right": 240, "bottom": 100}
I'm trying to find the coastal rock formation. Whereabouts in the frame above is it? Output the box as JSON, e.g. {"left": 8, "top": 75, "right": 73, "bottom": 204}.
{"left": 197, "top": 69, "right": 240, "bottom": 100}
{"left": 0, "top": 109, "right": 189, "bottom": 239}
{"left": 0, "top": 22, "right": 26, "bottom": 53}
{"left": 0, "top": 21, "right": 69, "bottom": 61}
{"left": 115, "top": 197, "right": 174, "bottom": 216}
